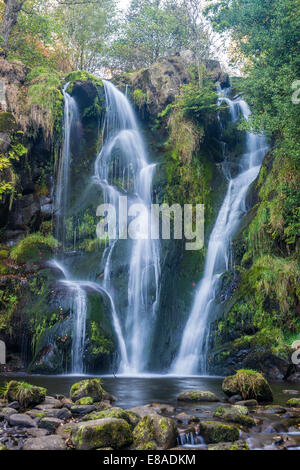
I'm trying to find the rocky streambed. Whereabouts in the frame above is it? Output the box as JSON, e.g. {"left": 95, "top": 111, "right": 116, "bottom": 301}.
{"left": 0, "top": 372, "right": 299, "bottom": 451}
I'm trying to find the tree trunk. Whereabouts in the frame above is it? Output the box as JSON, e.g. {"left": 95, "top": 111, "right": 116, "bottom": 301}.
{"left": 0, "top": 0, "right": 25, "bottom": 55}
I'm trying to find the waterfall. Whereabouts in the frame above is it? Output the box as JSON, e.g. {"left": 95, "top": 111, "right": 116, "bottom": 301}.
{"left": 53, "top": 86, "right": 89, "bottom": 375}
{"left": 171, "top": 89, "right": 269, "bottom": 375}
{"left": 55, "top": 84, "right": 79, "bottom": 249}
{"left": 94, "top": 81, "right": 161, "bottom": 374}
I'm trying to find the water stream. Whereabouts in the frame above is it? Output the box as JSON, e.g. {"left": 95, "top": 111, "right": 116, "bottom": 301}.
{"left": 171, "top": 89, "right": 269, "bottom": 375}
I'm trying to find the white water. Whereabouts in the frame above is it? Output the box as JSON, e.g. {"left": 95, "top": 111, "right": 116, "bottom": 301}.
{"left": 55, "top": 84, "right": 79, "bottom": 248}
{"left": 53, "top": 86, "right": 89, "bottom": 374}
{"left": 94, "top": 81, "right": 160, "bottom": 374}
{"left": 171, "top": 90, "right": 269, "bottom": 375}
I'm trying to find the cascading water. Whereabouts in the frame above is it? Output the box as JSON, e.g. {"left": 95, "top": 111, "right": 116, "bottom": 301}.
{"left": 55, "top": 84, "right": 79, "bottom": 249}
{"left": 94, "top": 81, "right": 160, "bottom": 374}
{"left": 53, "top": 86, "right": 89, "bottom": 375}
{"left": 171, "top": 88, "right": 269, "bottom": 375}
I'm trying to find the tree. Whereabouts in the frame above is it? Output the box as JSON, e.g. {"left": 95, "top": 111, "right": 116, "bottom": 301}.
{"left": 0, "top": 0, "right": 25, "bottom": 54}
{"left": 54, "top": 0, "right": 116, "bottom": 72}
{"left": 105, "top": 0, "right": 191, "bottom": 72}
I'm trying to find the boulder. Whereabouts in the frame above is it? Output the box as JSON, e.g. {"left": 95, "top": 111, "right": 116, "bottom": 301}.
{"left": 132, "top": 415, "right": 178, "bottom": 450}
{"left": 177, "top": 390, "right": 219, "bottom": 402}
{"left": 287, "top": 398, "right": 300, "bottom": 408}
{"left": 83, "top": 407, "right": 139, "bottom": 427}
{"left": 75, "top": 397, "right": 94, "bottom": 406}
{"left": 70, "top": 404, "right": 96, "bottom": 416}
{"left": 39, "top": 417, "right": 63, "bottom": 432}
{"left": 3, "top": 381, "right": 46, "bottom": 408}
{"left": 208, "top": 440, "right": 250, "bottom": 450}
{"left": 222, "top": 370, "right": 273, "bottom": 403}
{"left": 235, "top": 400, "right": 258, "bottom": 407}
{"left": 70, "top": 379, "right": 104, "bottom": 403}
{"left": 0, "top": 407, "right": 18, "bottom": 420}
{"left": 9, "top": 413, "right": 36, "bottom": 428}
{"left": 214, "top": 405, "right": 255, "bottom": 427}
{"left": 200, "top": 421, "right": 240, "bottom": 444}
{"left": 22, "top": 435, "right": 67, "bottom": 450}
{"left": 129, "top": 404, "right": 160, "bottom": 418}
{"left": 70, "top": 418, "right": 132, "bottom": 450}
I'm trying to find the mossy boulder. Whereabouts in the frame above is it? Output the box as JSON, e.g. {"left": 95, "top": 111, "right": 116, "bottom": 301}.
{"left": 208, "top": 440, "right": 250, "bottom": 450}
{"left": 177, "top": 390, "right": 219, "bottom": 402}
{"left": 3, "top": 381, "right": 46, "bottom": 409}
{"left": 70, "top": 379, "right": 104, "bottom": 403}
{"left": 70, "top": 418, "right": 132, "bottom": 450}
{"left": 83, "top": 407, "right": 139, "bottom": 427}
{"left": 132, "top": 415, "right": 178, "bottom": 450}
{"left": 222, "top": 370, "right": 273, "bottom": 403}
{"left": 214, "top": 405, "right": 255, "bottom": 427}
{"left": 200, "top": 421, "right": 240, "bottom": 444}
{"left": 287, "top": 398, "right": 300, "bottom": 408}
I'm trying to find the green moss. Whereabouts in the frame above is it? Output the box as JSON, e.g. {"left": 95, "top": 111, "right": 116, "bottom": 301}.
{"left": 70, "top": 379, "right": 104, "bottom": 402}
{"left": 132, "top": 89, "right": 147, "bottom": 109}
{"left": 90, "top": 321, "right": 114, "bottom": 356}
{"left": 65, "top": 71, "right": 103, "bottom": 88}
{"left": 1, "top": 380, "right": 46, "bottom": 408}
{"left": 76, "top": 397, "right": 94, "bottom": 405}
{"left": 200, "top": 421, "right": 240, "bottom": 444}
{"left": 286, "top": 398, "right": 300, "bottom": 408}
{"left": 222, "top": 370, "right": 273, "bottom": 403}
{"left": 10, "top": 233, "right": 58, "bottom": 264}
{"left": 71, "top": 419, "right": 132, "bottom": 450}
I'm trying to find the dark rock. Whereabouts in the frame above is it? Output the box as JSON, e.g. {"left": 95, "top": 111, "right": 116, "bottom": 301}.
{"left": 228, "top": 394, "right": 242, "bottom": 404}
{"left": 71, "top": 404, "right": 96, "bottom": 416}
{"left": 22, "top": 435, "right": 67, "bottom": 450}
{"left": 9, "top": 413, "right": 37, "bottom": 428}
{"left": 132, "top": 415, "right": 178, "bottom": 450}
{"left": 39, "top": 417, "right": 63, "bottom": 432}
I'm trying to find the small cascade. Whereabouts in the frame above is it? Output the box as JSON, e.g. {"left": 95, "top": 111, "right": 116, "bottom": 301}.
{"left": 177, "top": 432, "right": 205, "bottom": 448}
{"left": 94, "top": 80, "right": 160, "bottom": 374}
{"left": 171, "top": 88, "right": 269, "bottom": 375}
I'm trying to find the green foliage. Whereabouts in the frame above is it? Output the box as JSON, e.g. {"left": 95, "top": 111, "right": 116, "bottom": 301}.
{"left": 208, "top": 0, "right": 300, "bottom": 361}
{"left": 132, "top": 89, "right": 147, "bottom": 109}
{"left": 10, "top": 232, "right": 58, "bottom": 264}
{"left": 90, "top": 321, "right": 114, "bottom": 355}
{"left": 105, "top": 0, "right": 211, "bottom": 72}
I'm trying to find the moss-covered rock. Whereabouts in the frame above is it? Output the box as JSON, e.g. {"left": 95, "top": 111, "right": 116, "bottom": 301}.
{"left": 2, "top": 381, "right": 46, "bottom": 409}
{"left": 132, "top": 415, "right": 178, "bottom": 450}
{"left": 177, "top": 390, "right": 219, "bottom": 402}
{"left": 287, "top": 398, "right": 300, "bottom": 408}
{"left": 222, "top": 370, "right": 273, "bottom": 403}
{"left": 214, "top": 405, "right": 255, "bottom": 427}
{"left": 207, "top": 440, "right": 250, "bottom": 450}
{"left": 83, "top": 407, "right": 139, "bottom": 427}
{"left": 70, "top": 418, "right": 132, "bottom": 450}
{"left": 200, "top": 421, "right": 240, "bottom": 444}
{"left": 70, "top": 379, "right": 104, "bottom": 403}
